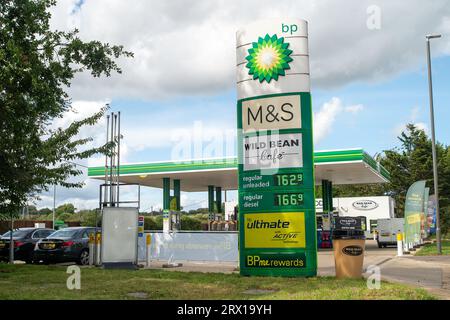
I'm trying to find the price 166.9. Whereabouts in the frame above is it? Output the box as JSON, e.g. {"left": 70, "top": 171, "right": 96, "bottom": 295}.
{"left": 274, "top": 193, "right": 304, "bottom": 207}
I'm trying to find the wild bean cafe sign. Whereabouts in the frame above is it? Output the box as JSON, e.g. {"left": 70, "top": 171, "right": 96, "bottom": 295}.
{"left": 236, "top": 19, "right": 316, "bottom": 277}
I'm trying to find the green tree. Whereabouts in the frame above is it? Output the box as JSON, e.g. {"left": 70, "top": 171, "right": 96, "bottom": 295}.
{"left": 180, "top": 216, "right": 203, "bottom": 230}
{"left": 55, "top": 203, "right": 75, "bottom": 215}
{"left": 380, "top": 124, "right": 448, "bottom": 218}
{"left": 144, "top": 216, "right": 158, "bottom": 230}
{"left": 56, "top": 212, "right": 71, "bottom": 221}
{"left": 0, "top": 0, "right": 133, "bottom": 218}
{"left": 26, "top": 205, "right": 38, "bottom": 215}
{"left": 38, "top": 207, "right": 51, "bottom": 215}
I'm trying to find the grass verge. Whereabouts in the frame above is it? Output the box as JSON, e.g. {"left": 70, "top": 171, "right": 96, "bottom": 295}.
{"left": 0, "top": 263, "right": 436, "bottom": 300}
{"left": 415, "top": 240, "right": 450, "bottom": 256}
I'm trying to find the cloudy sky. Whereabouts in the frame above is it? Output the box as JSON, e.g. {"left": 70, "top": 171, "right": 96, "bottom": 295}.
{"left": 36, "top": 0, "right": 450, "bottom": 212}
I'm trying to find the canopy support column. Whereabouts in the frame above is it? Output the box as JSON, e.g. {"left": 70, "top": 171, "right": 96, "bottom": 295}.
{"left": 208, "top": 185, "right": 215, "bottom": 212}
{"left": 216, "top": 187, "right": 222, "bottom": 213}
{"left": 174, "top": 179, "right": 181, "bottom": 211}
{"left": 322, "top": 180, "right": 333, "bottom": 213}
{"left": 163, "top": 177, "right": 170, "bottom": 211}
{"left": 322, "top": 180, "right": 328, "bottom": 213}
{"left": 328, "top": 180, "right": 333, "bottom": 213}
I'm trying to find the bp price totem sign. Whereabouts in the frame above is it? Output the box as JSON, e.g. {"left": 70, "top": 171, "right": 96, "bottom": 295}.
{"left": 236, "top": 19, "right": 317, "bottom": 276}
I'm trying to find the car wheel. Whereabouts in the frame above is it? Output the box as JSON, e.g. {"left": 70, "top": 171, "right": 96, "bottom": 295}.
{"left": 25, "top": 252, "right": 34, "bottom": 264}
{"left": 377, "top": 243, "right": 382, "bottom": 248}
{"left": 78, "top": 249, "right": 89, "bottom": 266}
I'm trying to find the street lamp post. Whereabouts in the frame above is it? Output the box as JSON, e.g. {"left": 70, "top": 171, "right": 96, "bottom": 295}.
{"left": 9, "top": 211, "right": 15, "bottom": 264}
{"left": 425, "top": 34, "right": 442, "bottom": 255}
{"left": 52, "top": 184, "right": 56, "bottom": 229}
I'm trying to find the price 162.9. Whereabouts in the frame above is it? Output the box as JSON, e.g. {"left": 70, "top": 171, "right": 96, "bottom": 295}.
{"left": 274, "top": 173, "right": 303, "bottom": 186}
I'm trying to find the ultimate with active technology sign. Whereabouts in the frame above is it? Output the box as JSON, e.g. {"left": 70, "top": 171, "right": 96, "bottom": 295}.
{"left": 236, "top": 19, "right": 317, "bottom": 277}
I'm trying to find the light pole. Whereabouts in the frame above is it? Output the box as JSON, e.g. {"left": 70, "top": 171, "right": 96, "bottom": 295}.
{"left": 52, "top": 184, "right": 56, "bottom": 229}
{"left": 425, "top": 34, "right": 442, "bottom": 255}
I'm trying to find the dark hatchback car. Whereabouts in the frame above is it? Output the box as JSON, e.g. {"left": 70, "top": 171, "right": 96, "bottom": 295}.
{"left": 34, "top": 227, "right": 98, "bottom": 265}
{"left": 0, "top": 228, "right": 54, "bottom": 263}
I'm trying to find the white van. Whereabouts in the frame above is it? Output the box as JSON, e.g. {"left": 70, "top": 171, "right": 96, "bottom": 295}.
{"left": 375, "top": 218, "right": 404, "bottom": 248}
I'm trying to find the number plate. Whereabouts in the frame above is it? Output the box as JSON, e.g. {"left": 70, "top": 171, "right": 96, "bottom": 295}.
{"left": 43, "top": 243, "right": 56, "bottom": 249}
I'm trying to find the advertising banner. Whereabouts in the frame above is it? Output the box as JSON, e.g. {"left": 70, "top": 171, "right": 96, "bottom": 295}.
{"left": 236, "top": 19, "right": 316, "bottom": 277}
{"left": 244, "top": 212, "right": 306, "bottom": 248}
{"left": 404, "top": 180, "right": 426, "bottom": 245}
{"left": 427, "top": 195, "right": 437, "bottom": 235}
{"left": 422, "top": 187, "right": 430, "bottom": 238}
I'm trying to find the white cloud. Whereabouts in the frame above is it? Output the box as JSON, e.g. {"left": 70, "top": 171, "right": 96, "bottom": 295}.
{"left": 415, "top": 122, "right": 428, "bottom": 132}
{"left": 313, "top": 97, "right": 364, "bottom": 144}
{"left": 313, "top": 97, "right": 343, "bottom": 143}
{"left": 47, "top": 0, "right": 450, "bottom": 100}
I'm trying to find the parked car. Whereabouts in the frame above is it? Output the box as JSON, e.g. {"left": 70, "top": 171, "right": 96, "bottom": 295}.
{"left": 0, "top": 228, "right": 54, "bottom": 263}
{"left": 33, "top": 227, "right": 98, "bottom": 265}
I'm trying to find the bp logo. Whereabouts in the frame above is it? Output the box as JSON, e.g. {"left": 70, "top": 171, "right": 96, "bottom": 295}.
{"left": 245, "top": 34, "right": 293, "bottom": 83}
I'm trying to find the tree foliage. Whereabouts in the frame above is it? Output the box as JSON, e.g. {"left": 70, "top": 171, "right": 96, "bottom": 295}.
{"left": 38, "top": 207, "right": 51, "bottom": 215}
{"left": 380, "top": 124, "right": 449, "bottom": 218}
{"left": 0, "top": 0, "right": 133, "bottom": 217}
{"left": 55, "top": 203, "right": 75, "bottom": 215}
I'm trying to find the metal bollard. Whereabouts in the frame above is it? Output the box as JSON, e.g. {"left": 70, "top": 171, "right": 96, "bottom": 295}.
{"left": 146, "top": 234, "right": 151, "bottom": 267}
{"left": 397, "top": 233, "right": 403, "bottom": 256}
{"left": 402, "top": 233, "right": 409, "bottom": 252}
{"left": 88, "top": 233, "right": 95, "bottom": 265}
{"left": 95, "top": 232, "right": 101, "bottom": 265}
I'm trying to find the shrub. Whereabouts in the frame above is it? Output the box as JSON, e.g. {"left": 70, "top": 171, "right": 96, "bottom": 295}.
{"left": 181, "top": 216, "right": 202, "bottom": 231}
{"left": 56, "top": 213, "right": 71, "bottom": 221}
{"left": 80, "top": 211, "right": 101, "bottom": 227}
{"left": 154, "top": 215, "right": 164, "bottom": 230}
{"left": 144, "top": 216, "right": 159, "bottom": 230}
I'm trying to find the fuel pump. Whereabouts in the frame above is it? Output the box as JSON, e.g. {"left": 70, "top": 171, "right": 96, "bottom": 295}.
{"left": 171, "top": 211, "right": 181, "bottom": 231}
{"left": 163, "top": 210, "right": 181, "bottom": 232}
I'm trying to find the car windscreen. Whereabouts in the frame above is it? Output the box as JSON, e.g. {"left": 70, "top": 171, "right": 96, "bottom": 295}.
{"left": 2, "top": 230, "right": 31, "bottom": 238}
{"left": 48, "top": 229, "right": 79, "bottom": 238}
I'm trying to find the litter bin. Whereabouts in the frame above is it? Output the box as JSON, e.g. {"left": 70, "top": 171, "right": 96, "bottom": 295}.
{"left": 332, "top": 217, "right": 366, "bottom": 279}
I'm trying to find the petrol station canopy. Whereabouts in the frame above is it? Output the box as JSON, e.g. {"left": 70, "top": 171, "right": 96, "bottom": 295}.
{"left": 88, "top": 148, "right": 389, "bottom": 192}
